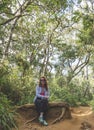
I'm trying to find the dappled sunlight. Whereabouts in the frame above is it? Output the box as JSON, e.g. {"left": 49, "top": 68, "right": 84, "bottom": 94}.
{"left": 72, "top": 110, "right": 93, "bottom": 116}
{"left": 71, "top": 107, "right": 93, "bottom": 116}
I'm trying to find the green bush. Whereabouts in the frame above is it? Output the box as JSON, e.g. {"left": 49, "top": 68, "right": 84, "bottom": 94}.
{"left": 50, "top": 86, "right": 78, "bottom": 106}
{"left": 0, "top": 93, "right": 17, "bottom": 130}
{"left": 79, "top": 98, "right": 89, "bottom": 106}
{"left": 49, "top": 77, "right": 93, "bottom": 106}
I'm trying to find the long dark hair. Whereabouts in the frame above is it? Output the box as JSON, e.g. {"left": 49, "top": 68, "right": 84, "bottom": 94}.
{"left": 39, "top": 76, "right": 48, "bottom": 91}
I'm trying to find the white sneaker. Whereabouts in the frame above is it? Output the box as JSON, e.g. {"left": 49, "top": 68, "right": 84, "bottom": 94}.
{"left": 43, "top": 120, "right": 48, "bottom": 126}
{"left": 38, "top": 117, "right": 44, "bottom": 123}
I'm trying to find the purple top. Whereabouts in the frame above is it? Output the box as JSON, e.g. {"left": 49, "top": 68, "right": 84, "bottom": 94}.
{"left": 34, "top": 85, "right": 50, "bottom": 102}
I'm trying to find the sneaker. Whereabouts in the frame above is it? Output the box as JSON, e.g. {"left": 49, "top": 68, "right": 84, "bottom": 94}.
{"left": 43, "top": 120, "right": 48, "bottom": 126}
{"left": 38, "top": 117, "right": 44, "bottom": 123}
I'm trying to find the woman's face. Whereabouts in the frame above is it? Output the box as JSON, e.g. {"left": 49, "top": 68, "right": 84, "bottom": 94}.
{"left": 40, "top": 78, "right": 45, "bottom": 85}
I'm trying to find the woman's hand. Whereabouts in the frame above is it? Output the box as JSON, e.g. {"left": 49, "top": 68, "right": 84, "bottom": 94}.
{"left": 44, "top": 96, "right": 49, "bottom": 99}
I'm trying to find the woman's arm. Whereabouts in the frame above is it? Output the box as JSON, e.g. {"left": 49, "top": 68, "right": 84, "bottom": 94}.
{"left": 36, "top": 86, "right": 45, "bottom": 98}
{"left": 36, "top": 86, "right": 50, "bottom": 99}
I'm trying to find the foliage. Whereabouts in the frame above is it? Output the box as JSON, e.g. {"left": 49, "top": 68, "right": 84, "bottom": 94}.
{"left": 49, "top": 76, "right": 92, "bottom": 106}
{"left": 0, "top": 61, "right": 21, "bottom": 104}
{"left": 0, "top": 93, "right": 17, "bottom": 130}
{"left": 49, "top": 77, "right": 77, "bottom": 106}
{"left": 90, "top": 97, "right": 94, "bottom": 110}
{"left": 0, "top": 60, "right": 35, "bottom": 105}
{"left": 0, "top": 0, "right": 94, "bottom": 108}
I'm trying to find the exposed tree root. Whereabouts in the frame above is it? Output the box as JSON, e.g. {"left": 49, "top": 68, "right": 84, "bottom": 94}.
{"left": 51, "top": 107, "right": 66, "bottom": 124}
{"left": 16, "top": 102, "right": 72, "bottom": 127}
{"left": 24, "top": 116, "right": 37, "bottom": 125}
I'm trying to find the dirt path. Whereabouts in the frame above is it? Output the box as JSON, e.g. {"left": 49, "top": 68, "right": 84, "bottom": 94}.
{"left": 13, "top": 106, "right": 94, "bottom": 130}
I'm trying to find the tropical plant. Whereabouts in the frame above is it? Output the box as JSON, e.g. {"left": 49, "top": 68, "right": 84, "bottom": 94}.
{"left": 0, "top": 93, "right": 17, "bottom": 130}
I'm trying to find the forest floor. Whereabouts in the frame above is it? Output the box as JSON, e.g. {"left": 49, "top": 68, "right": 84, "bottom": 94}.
{"left": 13, "top": 105, "right": 94, "bottom": 130}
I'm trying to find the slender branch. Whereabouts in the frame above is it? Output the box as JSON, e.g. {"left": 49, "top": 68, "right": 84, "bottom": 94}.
{"left": 3, "top": 0, "right": 35, "bottom": 58}
{"left": 0, "top": 0, "right": 33, "bottom": 26}
{"left": 67, "top": 53, "right": 90, "bottom": 83}
{"left": 68, "top": 59, "right": 73, "bottom": 71}
{"left": 4, "top": 16, "right": 20, "bottom": 57}
{"left": 0, "top": 14, "right": 22, "bottom": 26}
{"left": 73, "top": 53, "right": 90, "bottom": 77}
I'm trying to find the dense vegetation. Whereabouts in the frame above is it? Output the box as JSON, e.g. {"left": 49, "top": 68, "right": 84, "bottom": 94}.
{"left": 0, "top": 0, "right": 94, "bottom": 129}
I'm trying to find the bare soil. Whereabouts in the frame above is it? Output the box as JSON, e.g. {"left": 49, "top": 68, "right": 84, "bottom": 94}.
{"left": 13, "top": 105, "right": 94, "bottom": 130}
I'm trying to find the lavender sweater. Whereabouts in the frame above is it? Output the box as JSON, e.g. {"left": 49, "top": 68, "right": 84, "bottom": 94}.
{"left": 34, "top": 86, "right": 50, "bottom": 102}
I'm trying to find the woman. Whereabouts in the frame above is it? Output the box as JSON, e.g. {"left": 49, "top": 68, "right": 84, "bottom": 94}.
{"left": 34, "top": 76, "right": 50, "bottom": 126}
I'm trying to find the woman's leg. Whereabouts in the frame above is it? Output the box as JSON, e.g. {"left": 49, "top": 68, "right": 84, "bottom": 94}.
{"left": 41, "top": 99, "right": 49, "bottom": 125}
{"left": 35, "top": 98, "right": 44, "bottom": 123}
{"left": 35, "top": 98, "right": 49, "bottom": 125}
